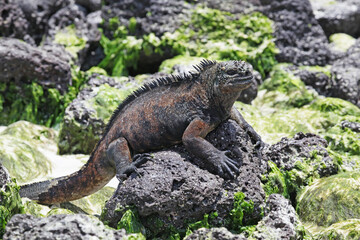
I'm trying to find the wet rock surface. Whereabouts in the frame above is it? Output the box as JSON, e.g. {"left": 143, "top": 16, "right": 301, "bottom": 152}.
{"left": 3, "top": 214, "right": 138, "bottom": 240}
{"left": 251, "top": 194, "right": 299, "bottom": 240}
{"left": 0, "top": 38, "right": 72, "bottom": 93}
{"left": 330, "top": 38, "right": 360, "bottom": 107}
{"left": 310, "top": 0, "right": 360, "bottom": 38}
{"left": 0, "top": 163, "right": 10, "bottom": 193}
{"left": 341, "top": 120, "right": 360, "bottom": 132}
{"left": 0, "top": 0, "right": 34, "bottom": 45}
{"left": 260, "top": 0, "right": 331, "bottom": 66}
{"left": 264, "top": 132, "right": 337, "bottom": 177}
{"left": 102, "top": 120, "right": 266, "bottom": 233}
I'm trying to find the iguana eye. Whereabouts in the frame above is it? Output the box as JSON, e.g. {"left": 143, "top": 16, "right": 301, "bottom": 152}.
{"left": 226, "top": 69, "right": 237, "bottom": 75}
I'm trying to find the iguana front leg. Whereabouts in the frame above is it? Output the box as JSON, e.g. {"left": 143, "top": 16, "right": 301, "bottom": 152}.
{"left": 182, "top": 118, "right": 240, "bottom": 179}
{"left": 107, "top": 137, "right": 149, "bottom": 181}
{"left": 230, "top": 106, "right": 266, "bottom": 152}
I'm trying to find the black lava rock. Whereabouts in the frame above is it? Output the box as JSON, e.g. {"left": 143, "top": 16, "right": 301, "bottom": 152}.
{"left": 0, "top": 38, "right": 72, "bottom": 93}
{"left": 260, "top": 0, "right": 331, "bottom": 66}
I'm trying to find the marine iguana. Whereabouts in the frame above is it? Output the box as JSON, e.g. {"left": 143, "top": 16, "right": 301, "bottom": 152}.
{"left": 20, "top": 60, "right": 263, "bottom": 204}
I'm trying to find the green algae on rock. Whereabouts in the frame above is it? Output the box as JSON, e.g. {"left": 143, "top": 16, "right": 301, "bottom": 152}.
{"left": 54, "top": 24, "right": 87, "bottom": 59}
{"left": 329, "top": 33, "right": 356, "bottom": 53}
{"left": 0, "top": 179, "right": 24, "bottom": 237}
{"left": 58, "top": 75, "right": 142, "bottom": 154}
{"left": 0, "top": 121, "right": 55, "bottom": 183}
{"left": 297, "top": 172, "right": 360, "bottom": 227}
{"left": 313, "top": 219, "right": 360, "bottom": 240}
{"left": 99, "top": 7, "right": 277, "bottom": 77}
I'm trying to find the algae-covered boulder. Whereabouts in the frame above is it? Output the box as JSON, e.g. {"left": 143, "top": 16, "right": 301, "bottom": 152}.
{"left": 0, "top": 163, "right": 24, "bottom": 238}
{"left": 102, "top": 120, "right": 266, "bottom": 238}
{"left": 260, "top": 0, "right": 331, "bottom": 66}
{"left": 298, "top": 172, "right": 360, "bottom": 227}
{"left": 3, "top": 214, "right": 144, "bottom": 240}
{"left": 58, "top": 74, "right": 145, "bottom": 154}
{"left": 314, "top": 219, "right": 360, "bottom": 240}
{"left": 330, "top": 38, "right": 360, "bottom": 107}
{"left": 0, "top": 38, "right": 73, "bottom": 126}
{"left": 310, "top": 0, "right": 360, "bottom": 38}
{"left": 0, "top": 121, "right": 55, "bottom": 183}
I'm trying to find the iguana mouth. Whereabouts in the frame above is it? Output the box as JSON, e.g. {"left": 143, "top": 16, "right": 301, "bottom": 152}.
{"left": 231, "top": 75, "right": 253, "bottom": 84}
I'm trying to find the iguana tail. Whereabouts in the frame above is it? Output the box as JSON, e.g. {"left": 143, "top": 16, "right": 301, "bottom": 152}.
{"left": 19, "top": 143, "right": 116, "bottom": 205}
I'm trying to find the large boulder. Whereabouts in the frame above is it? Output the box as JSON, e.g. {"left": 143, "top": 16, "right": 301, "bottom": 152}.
{"left": 0, "top": 0, "right": 33, "bottom": 45}
{"left": 3, "top": 214, "right": 144, "bottom": 239}
{"left": 260, "top": 0, "right": 331, "bottom": 66}
{"left": 330, "top": 38, "right": 360, "bottom": 107}
{"left": 310, "top": 0, "right": 360, "bottom": 38}
{"left": 0, "top": 38, "right": 71, "bottom": 93}
{"left": 298, "top": 171, "right": 360, "bottom": 227}
{"left": 102, "top": 120, "right": 266, "bottom": 238}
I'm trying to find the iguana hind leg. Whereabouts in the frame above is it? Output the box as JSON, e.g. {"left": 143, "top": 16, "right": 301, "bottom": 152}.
{"left": 107, "top": 137, "right": 149, "bottom": 181}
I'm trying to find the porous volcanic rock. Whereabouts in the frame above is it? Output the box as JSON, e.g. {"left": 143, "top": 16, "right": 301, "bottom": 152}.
{"left": 0, "top": 38, "right": 72, "bottom": 93}
{"left": 310, "top": 0, "right": 360, "bottom": 38}
{"left": 0, "top": 0, "right": 34, "bottom": 45}
{"left": 330, "top": 38, "right": 360, "bottom": 107}
{"left": 44, "top": 4, "right": 102, "bottom": 69}
{"left": 260, "top": 0, "right": 331, "bottom": 66}
{"left": 0, "top": 163, "right": 10, "bottom": 194}
{"left": 341, "top": 120, "right": 360, "bottom": 132}
{"left": 14, "top": 0, "right": 72, "bottom": 44}
{"left": 3, "top": 214, "right": 141, "bottom": 239}
{"left": 264, "top": 132, "right": 337, "bottom": 177}
{"left": 102, "top": 120, "right": 267, "bottom": 236}
{"left": 251, "top": 194, "right": 299, "bottom": 239}
{"left": 186, "top": 194, "right": 300, "bottom": 240}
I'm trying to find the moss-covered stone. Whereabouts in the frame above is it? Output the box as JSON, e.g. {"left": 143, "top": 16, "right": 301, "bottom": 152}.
{"left": 314, "top": 219, "right": 360, "bottom": 240}
{"left": 0, "top": 121, "right": 54, "bottom": 183}
{"left": 54, "top": 24, "right": 87, "bottom": 59}
{"left": 158, "top": 55, "right": 204, "bottom": 74}
{"left": 99, "top": 7, "right": 277, "bottom": 77}
{"left": 0, "top": 179, "right": 24, "bottom": 237}
{"left": 297, "top": 172, "right": 360, "bottom": 227}
{"left": 70, "top": 186, "right": 115, "bottom": 216}
{"left": 258, "top": 64, "right": 317, "bottom": 109}
{"left": 58, "top": 75, "right": 141, "bottom": 154}
{"left": 329, "top": 33, "right": 356, "bottom": 53}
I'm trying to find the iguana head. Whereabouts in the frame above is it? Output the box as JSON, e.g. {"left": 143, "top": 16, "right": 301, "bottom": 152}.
{"left": 214, "top": 60, "right": 253, "bottom": 94}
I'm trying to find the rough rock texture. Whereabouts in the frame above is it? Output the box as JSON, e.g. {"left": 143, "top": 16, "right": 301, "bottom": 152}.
{"left": 44, "top": 4, "right": 102, "bottom": 68}
{"left": 0, "top": 163, "right": 10, "bottom": 194}
{"left": 260, "top": 0, "right": 331, "bottom": 66}
{"left": 102, "top": 120, "right": 266, "bottom": 235}
{"left": 75, "top": 0, "right": 101, "bottom": 12}
{"left": 264, "top": 132, "right": 337, "bottom": 177}
{"left": 0, "top": 38, "right": 72, "bottom": 93}
{"left": 101, "top": 0, "right": 191, "bottom": 38}
{"left": 101, "top": 0, "right": 192, "bottom": 71}
{"left": 330, "top": 39, "right": 360, "bottom": 107}
{"left": 185, "top": 227, "right": 247, "bottom": 240}
{"left": 341, "top": 120, "right": 360, "bottom": 132}
{"left": 3, "top": 214, "right": 140, "bottom": 240}
{"left": 251, "top": 194, "right": 299, "bottom": 240}
{"left": 0, "top": 0, "right": 34, "bottom": 45}
{"left": 194, "top": 0, "right": 262, "bottom": 14}
{"left": 186, "top": 194, "right": 300, "bottom": 240}
{"left": 14, "top": 0, "right": 72, "bottom": 44}
{"left": 310, "top": 0, "right": 360, "bottom": 38}
{"left": 288, "top": 65, "right": 332, "bottom": 97}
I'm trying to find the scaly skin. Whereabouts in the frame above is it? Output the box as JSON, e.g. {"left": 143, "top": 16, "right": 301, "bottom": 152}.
{"left": 19, "top": 60, "right": 263, "bottom": 204}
